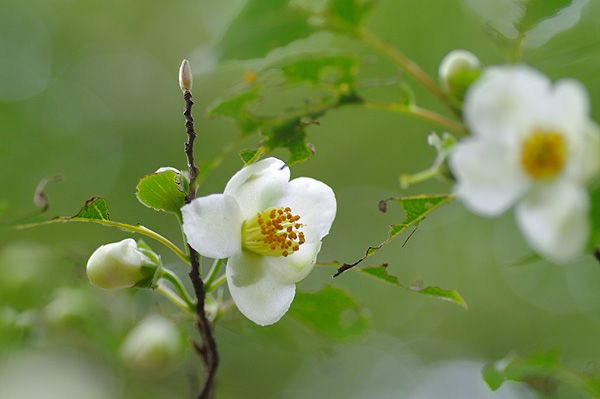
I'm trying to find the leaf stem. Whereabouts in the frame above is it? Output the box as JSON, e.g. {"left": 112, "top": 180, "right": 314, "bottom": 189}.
{"left": 17, "top": 218, "right": 190, "bottom": 264}
{"left": 363, "top": 101, "right": 466, "bottom": 134}
{"left": 357, "top": 27, "right": 457, "bottom": 114}
{"left": 155, "top": 282, "right": 195, "bottom": 313}
{"left": 204, "top": 258, "right": 225, "bottom": 292}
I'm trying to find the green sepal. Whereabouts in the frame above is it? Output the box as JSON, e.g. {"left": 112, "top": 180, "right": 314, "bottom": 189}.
{"left": 133, "top": 239, "right": 162, "bottom": 289}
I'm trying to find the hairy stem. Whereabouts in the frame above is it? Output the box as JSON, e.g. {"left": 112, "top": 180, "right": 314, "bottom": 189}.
{"left": 182, "top": 88, "right": 219, "bottom": 399}
{"left": 357, "top": 27, "right": 458, "bottom": 115}
{"left": 363, "top": 101, "right": 466, "bottom": 134}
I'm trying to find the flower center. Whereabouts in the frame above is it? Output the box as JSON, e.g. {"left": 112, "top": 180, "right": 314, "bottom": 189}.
{"left": 520, "top": 130, "right": 567, "bottom": 180}
{"left": 242, "top": 207, "right": 305, "bottom": 257}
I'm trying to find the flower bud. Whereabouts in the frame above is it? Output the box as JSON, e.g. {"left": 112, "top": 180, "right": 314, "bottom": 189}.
{"left": 179, "top": 59, "right": 193, "bottom": 92}
{"left": 438, "top": 49, "right": 481, "bottom": 101}
{"left": 86, "top": 239, "right": 159, "bottom": 289}
{"left": 120, "top": 315, "right": 182, "bottom": 372}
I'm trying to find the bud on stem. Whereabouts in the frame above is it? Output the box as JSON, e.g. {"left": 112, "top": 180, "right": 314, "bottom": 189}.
{"left": 179, "top": 59, "right": 193, "bottom": 93}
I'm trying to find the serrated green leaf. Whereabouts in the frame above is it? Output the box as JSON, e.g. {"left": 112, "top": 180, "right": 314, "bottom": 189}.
{"left": 358, "top": 266, "right": 468, "bottom": 309}
{"left": 483, "top": 350, "right": 561, "bottom": 392}
{"left": 73, "top": 197, "right": 110, "bottom": 221}
{"left": 136, "top": 169, "right": 186, "bottom": 215}
{"left": 410, "top": 285, "right": 468, "bottom": 310}
{"left": 289, "top": 285, "right": 368, "bottom": 339}
{"left": 278, "top": 54, "right": 358, "bottom": 90}
{"left": 219, "top": 0, "right": 315, "bottom": 60}
{"left": 207, "top": 87, "right": 263, "bottom": 134}
{"left": 335, "top": 194, "right": 453, "bottom": 276}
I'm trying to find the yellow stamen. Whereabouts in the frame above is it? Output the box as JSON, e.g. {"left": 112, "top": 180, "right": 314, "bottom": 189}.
{"left": 242, "top": 207, "right": 304, "bottom": 257}
{"left": 520, "top": 130, "right": 567, "bottom": 180}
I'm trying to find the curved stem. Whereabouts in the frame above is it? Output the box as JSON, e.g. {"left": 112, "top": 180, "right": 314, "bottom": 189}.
{"left": 160, "top": 267, "right": 196, "bottom": 309}
{"left": 357, "top": 27, "right": 457, "bottom": 113}
{"left": 155, "top": 282, "right": 195, "bottom": 314}
{"left": 18, "top": 218, "right": 190, "bottom": 264}
{"left": 363, "top": 101, "right": 466, "bottom": 134}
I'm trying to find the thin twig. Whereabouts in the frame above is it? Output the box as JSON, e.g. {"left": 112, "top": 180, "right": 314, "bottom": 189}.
{"left": 181, "top": 75, "right": 219, "bottom": 398}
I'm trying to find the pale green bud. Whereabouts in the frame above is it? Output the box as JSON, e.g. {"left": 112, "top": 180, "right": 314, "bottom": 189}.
{"left": 120, "top": 315, "right": 182, "bottom": 372}
{"left": 438, "top": 49, "right": 481, "bottom": 101}
{"left": 179, "top": 59, "right": 193, "bottom": 92}
{"left": 86, "top": 239, "right": 159, "bottom": 289}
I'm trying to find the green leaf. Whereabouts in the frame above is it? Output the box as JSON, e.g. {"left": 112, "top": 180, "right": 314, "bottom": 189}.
{"left": 73, "top": 197, "right": 110, "bottom": 221}
{"left": 219, "top": 0, "right": 315, "bottom": 60}
{"left": 334, "top": 194, "right": 453, "bottom": 276}
{"left": 521, "top": 0, "right": 588, "bottom": 48}
{"left": 207, "top": 86, "right": 263, "bottom": 134}
{"left": 483, "top": 350, "right": 561, "bottom": 392}
{"left": 208, "top": 53, "right": 361, "bottom": 164}
{"left": 359, "top": 266, "right": 468, "bottom": 309}
{"left": 325, "top": 0, "right": 377, "bottom": 30}
{"left": 289, "top": 285, "right": 368, "bottom": 339}
{"left": 239, "top": 149, "right": 260, "bottom": 164}
{"left": 136, "top": 169, "right": 187, "bottom": 215}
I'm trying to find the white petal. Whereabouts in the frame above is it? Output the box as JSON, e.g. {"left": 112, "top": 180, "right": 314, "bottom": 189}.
{"left": 226, "top": 252, "right": 296, "bottom": 326}
{"left": 224, "top": 157, "right": 290, "bottom": 219}
{"left": 515, "top": 181, "right": 589, "bottom": 264}
{"left": 275, "top": 177, "right": 337, "bottom": 239}
{"left": 551, "top": 78, "right": 589, "bottom": 136}
{"left": 263, "top": 238, "right": 322, "bottom": 284}
{"left": 465, "top": 65, "right": 550, "bottom": 141}
{"left": 450, "top": 138, "right": 528, "bottom": 216}
{"left": 181, "top": 194, "right": 243, "bottom": 259}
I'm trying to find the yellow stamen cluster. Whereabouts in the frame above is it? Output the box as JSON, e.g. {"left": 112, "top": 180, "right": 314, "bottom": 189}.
{"left": 520, "top": 130, "right": 567, "bottom": 180}
{"left": 242, "top": 207, "right": 305, "bottom": 257}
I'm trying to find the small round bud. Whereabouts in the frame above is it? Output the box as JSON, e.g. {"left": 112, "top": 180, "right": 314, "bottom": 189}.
{"left": 179, "top": 59, "right": 193, "bottom": 92}
{"left": 439, "top": 49, "right": 481, "bottom": 101}
{"left": 120, "top": 315, "right": 182, "bottom": 372}
{"left": 86, "top": 239, "right": 159, "bottom": 289}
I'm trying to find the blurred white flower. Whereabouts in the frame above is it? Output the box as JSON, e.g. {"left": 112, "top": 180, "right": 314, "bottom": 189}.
{"left": 120, "top": 315, "right": 181, "bottom": 372}
{"left": 182, "top": 157, "right": 336, "bottom": 326}
{"left": 86, "top": 239, "right": 160, "bottom": 289}
{"left": 450, "top": 65, "right": 600, "bottom": 263}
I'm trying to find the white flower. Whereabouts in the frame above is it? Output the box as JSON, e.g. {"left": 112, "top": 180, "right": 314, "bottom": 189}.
{"left": 450, "top": 65, "right": 600, "bottom": 263}
{"left": 181, "top": 157, "right": 336, "bottom": 326}
{"left": 86, "top": 239, "right": 159, "bottom": 289}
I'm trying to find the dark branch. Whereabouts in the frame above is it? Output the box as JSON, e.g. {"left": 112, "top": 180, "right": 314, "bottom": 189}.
{"left": 182, "top": 88, "right": 219, "bottom": 399}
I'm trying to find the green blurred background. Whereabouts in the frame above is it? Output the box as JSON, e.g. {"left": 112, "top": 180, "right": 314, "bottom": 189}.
{"left": 1, "top": 0, "right": 600, "bottom": 397}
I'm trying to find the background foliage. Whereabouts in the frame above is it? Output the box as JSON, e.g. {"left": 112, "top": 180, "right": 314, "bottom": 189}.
{"left": 1, "top": 0, "right": 600, "bottom": 397}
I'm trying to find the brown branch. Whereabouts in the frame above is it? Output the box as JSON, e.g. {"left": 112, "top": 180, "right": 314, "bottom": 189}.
{"left": 181, "top": 82, "right": 219, "bottom": 398}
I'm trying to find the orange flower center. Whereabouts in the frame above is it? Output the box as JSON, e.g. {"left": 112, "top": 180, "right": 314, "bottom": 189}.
{"left": 242, "top": 207, "right": 305, "bottom": 257}
{"left": 520, "top": 130, "right": 567, "bottom": 180}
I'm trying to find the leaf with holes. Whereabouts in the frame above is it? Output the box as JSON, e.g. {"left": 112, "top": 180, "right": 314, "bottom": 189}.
{"left": 335, "top": 194, "right": 453, "bottom": 276}
{"left": 289, "top": 285, "right": 368, "bottom": 339}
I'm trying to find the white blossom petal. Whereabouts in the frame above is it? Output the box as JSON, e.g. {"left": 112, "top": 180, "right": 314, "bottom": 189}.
{"left": 275, "top": 177, "right": 336, "bottom": 239}
{"left": 465, "top": 66, "right": 550, "bottom": 141}
{"left": 181, "top": 194, "right": 243, "bottom": 259}
{"left": 226, "top": 252, "right": 296, "bottom": 326}
{"left": 551, "top": 79, "right": 589, "bottom": 137}
{"left": 263, "top": 236, "right": 322, "bottom": 284}
{"left": 515, "top": 181, "right": 589, "bottom": 264}
{"left": 224, "top": 157, "right": 290, "bottom": 219}
{"left": 450, "top": 139, "right": 528, "bottom": 216}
